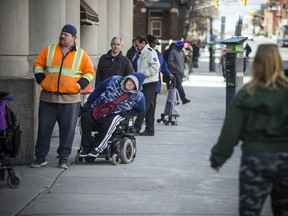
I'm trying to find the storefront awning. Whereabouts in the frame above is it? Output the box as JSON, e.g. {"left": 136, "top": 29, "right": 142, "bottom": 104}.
{"left": 144, "top": 0, "right": 172, "bottom": 10}
{"left": 80, "top": 0, "right": 99, "bottom": 25}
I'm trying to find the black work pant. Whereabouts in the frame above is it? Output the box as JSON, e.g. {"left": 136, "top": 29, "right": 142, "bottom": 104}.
{"left": 134, "top": 82, "right": 157, "bottom": 133}
{"left": 35, "top": 101, "right": 80, "bottom": 159}
{"left": 144, "top": 92, "right": 158, "bottom": 134}
{"left": 80, "top": 111, "right": 124, "bottom": 153}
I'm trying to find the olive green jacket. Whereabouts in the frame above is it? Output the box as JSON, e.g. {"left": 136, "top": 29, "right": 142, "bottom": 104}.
{"left": 210, "top": 83, "right": 288, "bottom": 167}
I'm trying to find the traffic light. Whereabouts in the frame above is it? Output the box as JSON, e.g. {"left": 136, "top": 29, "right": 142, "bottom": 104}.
{"left": 214, "top": 0, "right": 219, "bottom": 9}
{"left": 242, "top": 0, "right": 247, "bottom": 6}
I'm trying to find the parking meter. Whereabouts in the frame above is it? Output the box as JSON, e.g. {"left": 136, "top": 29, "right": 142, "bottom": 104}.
{"left": 221, "top": 37, "right": 247, "bottom": 110}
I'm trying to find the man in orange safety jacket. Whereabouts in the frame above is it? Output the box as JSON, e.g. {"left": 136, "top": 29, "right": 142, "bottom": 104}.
{"left": 31, "top": 24, "right": 94, "bottom": 169}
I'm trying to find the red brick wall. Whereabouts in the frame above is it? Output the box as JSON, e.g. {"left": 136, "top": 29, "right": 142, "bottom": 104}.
{"left": 133, "top": 0, "right": 148, "bottom": 37}
{"left": 133, "top": 0, "right": 183, "bottom": 40}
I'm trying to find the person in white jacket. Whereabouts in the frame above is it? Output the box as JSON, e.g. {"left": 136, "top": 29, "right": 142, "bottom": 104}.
{"left": 133, "top": 35, "right": 160, "bottom": 136}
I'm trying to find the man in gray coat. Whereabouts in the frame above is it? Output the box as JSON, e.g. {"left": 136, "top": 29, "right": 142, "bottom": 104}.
{"left": 168, "top": 40, "right": 190, "bottom": 104}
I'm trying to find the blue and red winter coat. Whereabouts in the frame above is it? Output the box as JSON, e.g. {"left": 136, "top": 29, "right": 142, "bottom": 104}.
{"left": 87, "top": 72, "right": 146, "bottom": 115}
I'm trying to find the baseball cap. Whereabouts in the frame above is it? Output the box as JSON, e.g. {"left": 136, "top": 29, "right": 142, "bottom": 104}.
{"left": 176, "top": 40, "right": 184, "bottom": 47}
{"left": 61, "top": 24, "right": 77, "bottom": 37}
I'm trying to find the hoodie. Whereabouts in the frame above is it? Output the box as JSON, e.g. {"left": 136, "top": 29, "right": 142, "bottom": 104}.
{"left": 168, "top": 46, "right": 185, "bottom": 76}
{"left": 87, "top": 72, "right": 146, "bottom": 115}
{"left": 210, "top": 83, "right": 288, "bottom": 167}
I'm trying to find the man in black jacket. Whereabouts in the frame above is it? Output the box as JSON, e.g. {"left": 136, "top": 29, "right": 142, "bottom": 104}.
{"left": 95, "top": 37, "right": 135, "bottom": 87}
{"left": 126, "top": 38, "right": 138, "bottom": 71}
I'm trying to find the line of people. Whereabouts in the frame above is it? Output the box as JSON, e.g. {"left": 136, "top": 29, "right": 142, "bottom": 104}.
{"left": 30, "top": 24, "right": 191, "bottom": 169}
{"left": 29, "top": 23, "right": 288, "bottom": 216}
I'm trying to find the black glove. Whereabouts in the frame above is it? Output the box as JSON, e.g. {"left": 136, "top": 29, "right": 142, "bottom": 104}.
{"left": 79, "top": 102, "right": 91, "bottom": 117}
{"left": 82, "top": 102, "right": 91, "bottom": 112}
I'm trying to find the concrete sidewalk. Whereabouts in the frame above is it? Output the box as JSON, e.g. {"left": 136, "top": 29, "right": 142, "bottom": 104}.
{"left": 0, "top": 56, "right": 273, "bottom": 216}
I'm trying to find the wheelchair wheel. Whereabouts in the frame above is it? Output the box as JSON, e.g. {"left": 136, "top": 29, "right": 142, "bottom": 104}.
{"left": 111, "top": 154, "right": 121, "bottom": 165}
{"left": 75, "top": 153, "right": 83, "bottom": 164}
{"left": 7, "top": 171, "right": 21, "bottom": 188}
{"left": 120, "top": 137, "right": 134, "bottom": 164}
{"left": 84, "top": 157, "right": 96, "bottom": 163}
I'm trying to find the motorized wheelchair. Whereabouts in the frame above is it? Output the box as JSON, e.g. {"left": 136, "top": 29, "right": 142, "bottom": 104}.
{"left": 75, "top": 114, "right": 136, "bottom": 165}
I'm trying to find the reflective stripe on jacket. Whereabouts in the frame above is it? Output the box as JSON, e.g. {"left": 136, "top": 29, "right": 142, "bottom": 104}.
{"left": 34, "top": 43, "right": 94, "bottom": 94}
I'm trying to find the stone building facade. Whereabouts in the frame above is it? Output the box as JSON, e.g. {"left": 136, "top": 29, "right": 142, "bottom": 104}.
{"left": 0, "top": 0, "right": 184, "bottom": 163}
{"left": 0, "top": 0, "right": 133, "bottom": 163}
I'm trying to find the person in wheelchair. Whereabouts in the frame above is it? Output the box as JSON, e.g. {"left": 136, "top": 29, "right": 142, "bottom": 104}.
{"left": 79, "top": 72, "right": 146, "bottom": 158}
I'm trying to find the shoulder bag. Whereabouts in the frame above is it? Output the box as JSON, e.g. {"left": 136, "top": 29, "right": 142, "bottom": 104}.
{"left": 92, "top": 93, "right": 129, "bottom": 122}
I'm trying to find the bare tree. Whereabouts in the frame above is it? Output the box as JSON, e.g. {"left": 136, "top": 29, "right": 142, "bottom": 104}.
{"left": 178, "top": 0, "right": 214, "bottom": 40}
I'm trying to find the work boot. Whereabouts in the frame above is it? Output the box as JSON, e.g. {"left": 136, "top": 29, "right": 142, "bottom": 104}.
{"left": 182, "top": 99, "right": 191, "bottom": 105}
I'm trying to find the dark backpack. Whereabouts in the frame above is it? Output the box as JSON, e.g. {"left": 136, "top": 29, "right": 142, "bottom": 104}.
{"left": 0, "top": 105, "right": 22, "bottom": 158}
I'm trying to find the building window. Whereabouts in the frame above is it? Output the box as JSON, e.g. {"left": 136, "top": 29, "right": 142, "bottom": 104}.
{"left": 149, "top": 10, "right": 162, "bottom": 38}
{"left": 151, "top": 20, "right": 162, "bottom": 37}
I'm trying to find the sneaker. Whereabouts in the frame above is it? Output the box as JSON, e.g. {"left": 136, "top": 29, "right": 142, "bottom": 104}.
{"left": 88, "top": 149, "right": 99, "bottom": 157}
{"left": 182, "top": 99, "right": 191, "bottom": 105}
{"left": 139, "top": 131, "right": 154, "bottom": 136}
{"left": 79, "top": 148, "right": 90, "bottom": 157}
{"left": 58, "top": 158, "right": 69, "bottom": 169}
{"left": 30, "top": 157, "right": 47, "bottom": 168}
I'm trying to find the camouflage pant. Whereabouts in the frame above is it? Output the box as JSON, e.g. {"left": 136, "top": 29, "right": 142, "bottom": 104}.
{"left": 239, "top": 152, "right": 288, "bottom": 216}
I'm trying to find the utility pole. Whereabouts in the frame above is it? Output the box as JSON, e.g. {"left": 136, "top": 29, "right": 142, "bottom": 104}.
{"left": 220, "top": 16, "right": 225, "bottom": 42}
{"left": 234, "top": 16, "right": 243, "bottom": 36}
{"left": 209, "top": 16, "right": 215, "bottom": 72}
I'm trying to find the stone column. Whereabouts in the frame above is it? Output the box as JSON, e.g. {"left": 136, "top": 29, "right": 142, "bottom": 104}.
{"left": 96, "top": 0, "right": 108, "bottom": 55}
{"left": 0, "top": 0, "right": 32, "bottom": 164}
{"left": 0, "top": 0, "right": 29, "bottom": 77}
{"left": 107, "top": 0, "right": 120, "bottom": 51}
{"left": 120, "top": 0, "right": 133, "bottom": 54}
{"left": 32, "top": 0, "right": 66, "bottom": 55}
{"left": 81, "top": 0, "right": 99, "bottom": 66}
{"left": 65, "top": 0, "right": 81, "bottom": 45}
{"left": 80, "top": 0, "right": 99, "bottom": 100}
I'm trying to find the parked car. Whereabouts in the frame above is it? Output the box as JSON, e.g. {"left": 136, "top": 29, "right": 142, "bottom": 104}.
{"left": 277, "top": 38, "right": 288, "bottom": 47}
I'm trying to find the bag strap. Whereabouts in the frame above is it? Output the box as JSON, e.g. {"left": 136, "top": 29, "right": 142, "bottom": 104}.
{"left": 113, "top": 92, "right": 129, "bottom": 104}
